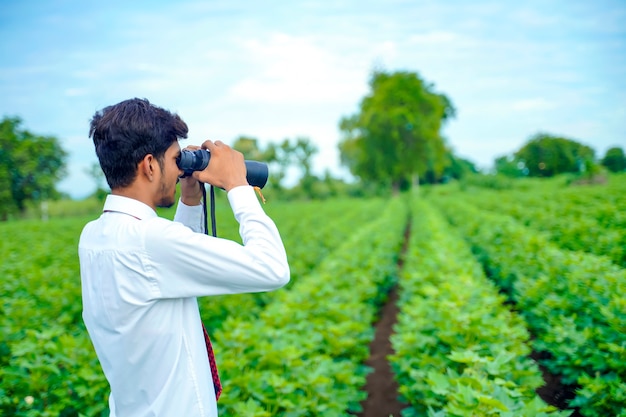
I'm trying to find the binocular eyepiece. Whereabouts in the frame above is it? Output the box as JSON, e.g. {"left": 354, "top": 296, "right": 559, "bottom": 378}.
{"left": 176, "top": 149, "right": 269, "bottom": 189}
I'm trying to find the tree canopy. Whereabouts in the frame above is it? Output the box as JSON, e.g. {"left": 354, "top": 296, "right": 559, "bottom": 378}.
{"left": 514, "top": 133, "right": 595, "bottom": 177}
{"left": 338, "top": 70, "right": 456, "bottom": 191}
{"left": 232, "top": 136, "right": 267, "bottom": 161}
{"left": 233, "top": 135, "right": 319, "bottom": 198}
{"left": 495, "top": 133, "right": 596, "bottom": 178}
{"left": 601, "top": 146, "right": 626, "bottom": 172}
{"left": 0, "top": 117, "right": 68, "bottom": 219}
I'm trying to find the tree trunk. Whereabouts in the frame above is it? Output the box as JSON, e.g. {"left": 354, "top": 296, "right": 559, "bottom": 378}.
{"left": 391, "top": 181, "right": 400, "bottom": 196}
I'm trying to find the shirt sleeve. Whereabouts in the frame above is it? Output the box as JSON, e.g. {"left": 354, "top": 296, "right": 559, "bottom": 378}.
{"left": 144, "top": 186, "right": 290, "bottom": 298}
{"left": 173, "top": 198, "right": 205, "bottom": 233}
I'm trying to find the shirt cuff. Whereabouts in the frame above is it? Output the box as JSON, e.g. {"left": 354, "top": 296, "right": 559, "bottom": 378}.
{"left": 227, "top": 186, "right": 263, "bottom": 215}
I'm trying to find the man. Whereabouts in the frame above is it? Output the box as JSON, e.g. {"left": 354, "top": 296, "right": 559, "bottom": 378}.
{"left": 78, "top": 98, "right": 290, "bottom": 416}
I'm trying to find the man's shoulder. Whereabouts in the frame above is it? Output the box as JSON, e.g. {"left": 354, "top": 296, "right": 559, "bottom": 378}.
{"left": 78, "top": 217, "right": 101, "bottom": 245}
{"left": 145, "top": 215, "right": 195, "bottom": 238}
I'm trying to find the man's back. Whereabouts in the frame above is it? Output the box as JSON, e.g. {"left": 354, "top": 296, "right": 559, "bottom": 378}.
{"left": 80, "top": 196, "right": 217, "bottom": 416}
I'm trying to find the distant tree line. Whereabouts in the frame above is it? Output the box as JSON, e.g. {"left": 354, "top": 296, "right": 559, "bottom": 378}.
{"left": 231, "top": 135, "right": 346, "bottom": 199}
{"left": 494, "top": 133, "right": 625, "bottom": 178}
{"left": 231, "top": 70, "right": 479, "bottom": 198}
{"left": 338, "top": 69, "right": 624, "bottom": 187}
{"left": 2, "top": 68, "right": 625, "bottom": 219}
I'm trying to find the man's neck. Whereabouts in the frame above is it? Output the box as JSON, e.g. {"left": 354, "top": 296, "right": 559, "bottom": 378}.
{"left": 111, "top": 185, "right": 156, "bottom": 211}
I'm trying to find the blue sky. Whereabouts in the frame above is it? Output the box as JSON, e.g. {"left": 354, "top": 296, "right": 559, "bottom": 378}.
{"left": 1, "top": 0, "right": 625, "bottom": 198}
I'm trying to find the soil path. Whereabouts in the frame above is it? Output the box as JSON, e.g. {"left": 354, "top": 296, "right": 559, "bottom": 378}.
{"left": 354, "top": 219, "right": 582, "bottom": 416}
{"left": 356, "top": 223, "right": 411, "bottom": 417}
{"left": 355, "top": 286, "right": 406, "bottom": 417}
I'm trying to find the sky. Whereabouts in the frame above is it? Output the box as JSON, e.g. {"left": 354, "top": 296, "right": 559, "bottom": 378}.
{"left": 1, "top": 0, "right": 625, "bottom": 198}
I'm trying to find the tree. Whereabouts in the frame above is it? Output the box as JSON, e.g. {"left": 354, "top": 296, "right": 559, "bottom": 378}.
{"left": 263, "top": 140, "right": 290, "bottom": 192}
{"left": 264, "top": 137, "right": 318, "bottom": 196}
{"left": 494, "top": 155, "right": 527, "bottom": 178}
{"left": 85, "top": 162, "right": 109, "bottom": 201}
{"left": 513, "top": 133, "right": 595, "bottom": 177}
{"left": 338, "top": 70, "right": 455, "bottom": 192}
{"left": 232, "top": 136, "right": 266, "bottom": 161}
{"left": 601, "top": 147, "right": 626, "bottom": 172}
{"left": 0, "top": 116, "right": 68, "bottom": 219}
{"left": 288, "top": 137, "right": 318, "bottom": 198}
{"left": 443, "top": 153, "right": 478, "bottom": 181}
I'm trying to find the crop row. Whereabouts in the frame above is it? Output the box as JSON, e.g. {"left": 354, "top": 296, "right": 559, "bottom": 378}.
{"left": 194, "top": 197, "right": 387, "bottom": 330}
{"left": 441, "top": 180, "right": 626, "bottom": 267}
{"left": 389, "top": 198, "right": 569, "bottom": 416}
{"left": 0, "top": 217, "right": 109, "bottom": 416}
{"left": 431, "top": 195, "right": 626, "bottom": 417}
{"left": 0, "top": 197, "right": 385, "bottom": 416}
{"left": 457, "top": 174, "right": 626, "bottom": 228}
{"left": 213, "top": 197, "right": 408, "bottom": 416}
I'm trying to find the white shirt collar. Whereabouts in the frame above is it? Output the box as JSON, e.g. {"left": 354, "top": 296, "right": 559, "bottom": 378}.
{"left": 102, "top": 194, "right": 158, "bottom": 220}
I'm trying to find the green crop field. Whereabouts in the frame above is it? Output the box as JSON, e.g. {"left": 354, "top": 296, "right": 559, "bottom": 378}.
{"left": 1, "top": 174, "right": 625, "bottom": 417}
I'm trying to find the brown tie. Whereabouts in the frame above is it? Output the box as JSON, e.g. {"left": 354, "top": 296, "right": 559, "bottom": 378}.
{"left": 202, "top": 323, "right": 222, "bottom": 400}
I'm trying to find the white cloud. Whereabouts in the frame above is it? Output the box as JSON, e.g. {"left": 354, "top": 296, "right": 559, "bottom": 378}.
{"left": 228, "top": 33, "right": 364, "bottom": 104}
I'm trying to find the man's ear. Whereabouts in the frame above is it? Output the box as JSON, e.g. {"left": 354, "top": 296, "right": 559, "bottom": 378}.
{"left": 139, "top": 154, "right": 156, "bottom": 181}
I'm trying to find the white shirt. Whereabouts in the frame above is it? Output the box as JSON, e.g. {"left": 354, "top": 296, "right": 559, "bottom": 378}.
{"left": 79, "top": 186, "right": 289, "bottom": 417}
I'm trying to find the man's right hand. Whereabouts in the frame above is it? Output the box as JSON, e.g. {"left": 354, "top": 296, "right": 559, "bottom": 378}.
{"left": 192, "top": 140, "right": 249, "bottom": 192}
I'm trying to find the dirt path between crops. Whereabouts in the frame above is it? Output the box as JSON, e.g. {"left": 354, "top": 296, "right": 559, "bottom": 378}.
{"left": 355, "top": 223, "right": 411, "bottom": 417}
{"left": 355, "top": 218, "right": 584, "bottom": 417}
{"left": 531, "top": 347, "right": 582, "bottom": 416}
{"left": 355, "top": 286, "right": 406, "bottom": 416}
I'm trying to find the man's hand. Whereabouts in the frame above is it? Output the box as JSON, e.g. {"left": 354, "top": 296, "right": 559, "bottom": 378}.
{"left": 179, "top": 145, "right": 204, "bottom": 206}
{"left": 192, "top": 140, "right": 248, "bottom": 192}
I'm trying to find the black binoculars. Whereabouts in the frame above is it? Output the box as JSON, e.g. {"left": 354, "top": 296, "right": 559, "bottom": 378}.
{"left": 177, "top": 149, "right": 268, "bottom": 189}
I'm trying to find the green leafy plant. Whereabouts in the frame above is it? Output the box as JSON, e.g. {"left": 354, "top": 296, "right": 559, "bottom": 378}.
{"left": 215, "top": 197, "right": 409, "bottom": 415}
{"left": 390, "top": 199, "right": 570, "bottom": 416}
{"left": 431, "top": 192, "right": 626, "bottom": 416}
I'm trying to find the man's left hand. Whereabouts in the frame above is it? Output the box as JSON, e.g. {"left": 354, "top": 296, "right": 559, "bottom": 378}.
{"left": 179, "top": 145, "right": 204, "bottom": 206}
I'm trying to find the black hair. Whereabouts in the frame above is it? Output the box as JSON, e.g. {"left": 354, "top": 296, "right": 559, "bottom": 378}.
{"left": 89, "top": 98, "right": 188, "bottom": 189}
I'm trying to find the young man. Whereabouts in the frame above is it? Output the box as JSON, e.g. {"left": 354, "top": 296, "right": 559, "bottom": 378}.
{"left": 78, "top": 98, "right": 290, "bottom": 416}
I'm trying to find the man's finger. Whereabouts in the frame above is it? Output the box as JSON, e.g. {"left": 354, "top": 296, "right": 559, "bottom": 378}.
{"left": 201, "top": 140, "right": 215, "bottom": 150}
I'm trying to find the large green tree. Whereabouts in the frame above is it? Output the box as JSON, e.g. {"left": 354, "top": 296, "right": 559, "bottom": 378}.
{"left": 338, "top": 70, "right": 455, "bottom": 191}
{"left": 0, "top": 117, "right": 67, "bottom": 219}
{"left": 513, "top": 133, "right": 595, "bottom": 177}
